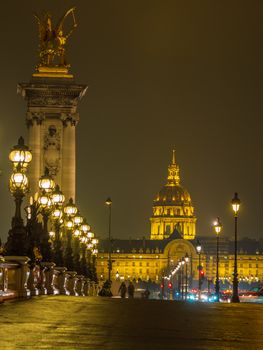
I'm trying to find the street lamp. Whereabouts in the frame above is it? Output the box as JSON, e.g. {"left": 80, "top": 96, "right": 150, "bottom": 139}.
{"left": 51, "top": 207, "right": 64, "bottom": 266}
{"left": 63, "top": 198, "right": 78, "bottom": 270}
{"left": 38, "top": 191, "right": 53, "bottom": 261}
{"left": 105, "top": 197, "right": 112, "bottom": 282}
{"left": 181, "top": 257, "right": 185, "bottom": 300}
{"left": 10, "top": 168, "right": 29, "bottom": 219}
{"left": 5, "top": 137, "right": 32, "bottom": 256}
{"left": 231, "top": 192, "right": 241, "bottom": 303}
{"left": 185, "top": 253, "right": 189, "bottom": 300}
{"left": 196, "top": 240, "right": 202, "bottom": 301}
{"left": 79, "top": 220, "right": 90, "bottom": 276}
{"left": 213, "top": 217, "right": 222, "bottom": 302}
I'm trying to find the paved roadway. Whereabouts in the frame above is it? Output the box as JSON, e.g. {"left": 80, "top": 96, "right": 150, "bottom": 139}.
{"left": 0, "top": 296, "right": 262, "bottom": 350}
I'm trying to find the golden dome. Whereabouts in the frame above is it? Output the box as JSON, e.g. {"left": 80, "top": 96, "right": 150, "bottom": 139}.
{"left": 154, "top": 184, "right": 191, "bottom": 206}
{"left": 153, "top": 150, "right": 192, "bottom": 206}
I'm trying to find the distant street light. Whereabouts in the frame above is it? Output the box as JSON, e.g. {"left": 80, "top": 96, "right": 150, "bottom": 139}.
{"left": 213, "top": 217, "right": 222, "bottom": 302}
{"left": 185, "top": 253, "right": 189, "bottom": 300}
{"left": 196, "top": 240, "right": 202, "bottom": 301}
{"left": 231, "top": 192, "right": 241, "bottom": 303}
{"left": 181, "top": 257, "right": 185, "bottom": 300}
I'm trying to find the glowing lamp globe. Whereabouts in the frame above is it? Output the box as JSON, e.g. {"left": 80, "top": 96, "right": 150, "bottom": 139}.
{"left": 80, "top": 222, "right": 91, "bottom": 233}
{"left": 9, "top": 137, "right": 32, "bottom": 169}
{"left": 73, "top": 212, "right": 83, "bottom": 226}
{"left": 87, "top": 231, "right": 94, "bottom": 239}
{"left": 214, "top": 217, "right": 222, "bottom": 235}
{"left": 64, "top": 198, "right": 77, "bottom": 217}
{"left": 51, "top": 185, "right": 65, "bottom": 206}
{"left": 231, "top": 192, "right": 241, "bottom": 215}
{"left": 38, "top": 168, "right": 55, "bottom": 192}
{"left": 51, "top": 208, "right": 63, "bottom": 220}
{"left": 10, "top": 171, "right": 28, "bottom": 192}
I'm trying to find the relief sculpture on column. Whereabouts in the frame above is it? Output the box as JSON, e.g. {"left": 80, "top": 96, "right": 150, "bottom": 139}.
{"left": 44, "top": 125, "right": 61, "bottom": 176}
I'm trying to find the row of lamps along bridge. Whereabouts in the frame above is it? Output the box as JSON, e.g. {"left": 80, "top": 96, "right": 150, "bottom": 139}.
{"left": 5, "top": 137, "right": 98, "bottom": 276}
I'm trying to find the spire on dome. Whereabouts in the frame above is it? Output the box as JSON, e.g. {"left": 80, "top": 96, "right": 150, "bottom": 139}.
{"left": 167, "top": 149, "right": 180, "bottom": 185}
{"left": 172, "top": 149, "right": 176, "bottom": 165}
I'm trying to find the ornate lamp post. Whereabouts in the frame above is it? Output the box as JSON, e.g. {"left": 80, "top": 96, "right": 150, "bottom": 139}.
{"left": 79, "top": 220, "right": 91, "bottom": 276}
{"left": 196, "top": 240, "right": 202, "bottom": 301}
{"left": 37, "top": 191, "right": 53, "bottom": 261}
{"left": 105, "top": 197, "right": 112, "bottom": 282}
{"left": 50, "top": 186, "right": 65, "bottom": 266}
{"left": 231, "top": 192, "right": 241, "bottom": 303}
{"left": 37, "top": 169, "right": 55, "bottom": 261}
{"left": 72, "top": 212, "right": 83, "bottom": 273}
{"left": 91, "top": 238, "right": 99, "bottom": 282}
{"left": 185, "top": 253, "right": 189, "bottom": 300}
{"left": 63, "top": 198, "right": 77, "bottom": 270}
{"left": 5, "top": 137, "right": 32, "bottom": 256}
{"left": 213, "top": 217, "right": 222, "bottom": 302}
{"left": 51, "top": 207, "right": 64, "bottom": 266}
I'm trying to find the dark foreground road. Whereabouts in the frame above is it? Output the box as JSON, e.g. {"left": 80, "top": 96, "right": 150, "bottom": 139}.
{"left": 0, "top": 296, "right": 262, "bottom": 350}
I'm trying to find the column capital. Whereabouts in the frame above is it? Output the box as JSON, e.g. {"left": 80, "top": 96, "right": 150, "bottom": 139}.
{"left": 61, "top": 113, "right": 79, "bottom": 126}
{"left": 26, "top": 112, "right": 44, "bottom": 126}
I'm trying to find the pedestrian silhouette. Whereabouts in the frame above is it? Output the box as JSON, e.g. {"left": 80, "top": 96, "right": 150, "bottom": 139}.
{"left": 128, "top": 281, "right": 135, "bottom": 298}
{"left": 118, "top": 282, "right": 127, "bottom": 298}
{"left": 143, "top": 288, "right": 150, "bottom": 299}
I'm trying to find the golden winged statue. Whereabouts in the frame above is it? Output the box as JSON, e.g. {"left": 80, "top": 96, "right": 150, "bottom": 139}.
{"left": 34, "top": 7, "right": 77, "bottom": 69}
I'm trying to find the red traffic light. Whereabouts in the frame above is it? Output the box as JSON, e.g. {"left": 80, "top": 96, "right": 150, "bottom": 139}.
{"left": 161, "top": 283, "right": 164, "bottom": 289}
{"left": 168, "top": 282, "right": 173, "bottom": 289}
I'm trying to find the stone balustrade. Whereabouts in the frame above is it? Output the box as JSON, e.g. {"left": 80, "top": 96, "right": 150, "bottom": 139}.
{"left": 0, "top": 255, "right": 98, "bottom": 302}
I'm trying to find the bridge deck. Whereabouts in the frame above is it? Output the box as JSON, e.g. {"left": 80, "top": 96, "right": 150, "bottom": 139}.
{"left": 0, "top": 296, "right": 262, "bottom": 349}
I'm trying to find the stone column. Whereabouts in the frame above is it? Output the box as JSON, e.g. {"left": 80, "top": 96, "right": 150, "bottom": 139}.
{"left": 27, "top": 115, "right": 42, "bottom": 196}
{"left": 61, "top": 118, "right": 76, "bottom": 201}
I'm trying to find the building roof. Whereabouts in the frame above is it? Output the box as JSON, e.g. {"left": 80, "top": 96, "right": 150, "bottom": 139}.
{"left": 98, "top": 233, "right": 263, "bottom": 256}
{"left": 98, "top": 229, "right": 194, "bottom": 254}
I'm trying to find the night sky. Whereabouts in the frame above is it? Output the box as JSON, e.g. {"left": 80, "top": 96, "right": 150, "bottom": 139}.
{"left": 0, "top": 0, "right": 263, "bottom": 243}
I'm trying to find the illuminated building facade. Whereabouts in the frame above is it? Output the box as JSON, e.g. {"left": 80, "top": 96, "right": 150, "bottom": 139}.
{"left": 97, "top": 152, "right": 263, "bottom": 287}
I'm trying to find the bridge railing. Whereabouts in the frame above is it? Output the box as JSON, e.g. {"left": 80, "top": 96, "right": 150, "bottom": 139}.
{"left": 0, "top": 255, "right": 98, "bottom": 302}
